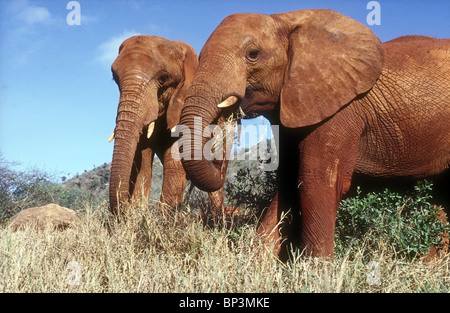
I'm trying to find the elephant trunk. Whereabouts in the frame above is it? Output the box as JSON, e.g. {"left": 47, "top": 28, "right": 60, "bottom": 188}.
{"left": 109, "top": 74, "right": 159, "bottom": 214}
{"left": 109, "top": 110, "right": 141, "bottom": 214}
{"left": 180, "top": 87, "right": 222, "bottom": 191}
{"left": 179, "top": 65, "right": 243, "bottom": 192}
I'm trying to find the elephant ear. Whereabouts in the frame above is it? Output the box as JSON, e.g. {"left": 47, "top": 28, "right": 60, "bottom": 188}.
{"left": 274, "top": 9, "right": 384, "bottom": 128}
{"left": 166, "top": 42, "right": 198, "bottom": 130}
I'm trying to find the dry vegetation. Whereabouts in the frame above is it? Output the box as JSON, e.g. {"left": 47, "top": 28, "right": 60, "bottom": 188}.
{"left": 0, "top": 200, "right": 449, "bottom": 293}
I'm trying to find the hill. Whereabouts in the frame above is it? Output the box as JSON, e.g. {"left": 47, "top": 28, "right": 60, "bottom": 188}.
{"left": 63, "top": 163, "right": 111, "bottom": 197}
{"left": 63, "top": 159, "right": 165, "bottom": 203}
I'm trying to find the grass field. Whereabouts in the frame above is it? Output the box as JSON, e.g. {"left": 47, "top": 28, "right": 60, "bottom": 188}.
{"left": 1, "top": 201, "right": 449, "bottom": 293}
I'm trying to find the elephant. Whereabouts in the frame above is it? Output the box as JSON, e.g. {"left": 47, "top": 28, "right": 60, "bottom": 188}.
{"left": 177, "top": 9, "right": 450, "bottom": 258}
{"left": 109, "top": 35, "right": 230, "bottom": 216}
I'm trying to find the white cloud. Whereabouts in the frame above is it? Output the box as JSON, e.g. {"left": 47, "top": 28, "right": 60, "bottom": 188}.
{"left": 97, "top": 30, "right": 141, "bottom": 68}
{"left": 9, "top": 0, "right": 54, "bottom": 26}
{"left": 18, "top": 5, "right": 52, "bottom": 25}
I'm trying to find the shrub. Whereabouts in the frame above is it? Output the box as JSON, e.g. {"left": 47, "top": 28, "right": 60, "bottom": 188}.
{"left": 225, "top": 161, "right": 278, "bottom": 214}
{"left": 335, "top": 180, "right": 449, "bottom": 260}
{"left": 0, "top": 162, "right": 57, "bottom": 220}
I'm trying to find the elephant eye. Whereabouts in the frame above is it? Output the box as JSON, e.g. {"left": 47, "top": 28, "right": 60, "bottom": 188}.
{"left": 158, "top": 73, "right": 170, "bottom": 85}
{"left": 246, "top": 49, "right": 260, "bottom": 62}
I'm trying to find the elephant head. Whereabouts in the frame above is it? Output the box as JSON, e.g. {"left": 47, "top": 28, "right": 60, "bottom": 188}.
{"left": 109, "top": 35, "right": 198, "bottom": 214}
{"left": 179, "top": 9, "right": 384, "bottom": 192}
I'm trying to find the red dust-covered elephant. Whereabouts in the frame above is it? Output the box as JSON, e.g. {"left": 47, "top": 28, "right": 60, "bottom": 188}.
{"left": 177, "top": 9, "right": 450, "bottom": 258}
{"left": 109, "top": 36, "right": 229, "bottom": 216}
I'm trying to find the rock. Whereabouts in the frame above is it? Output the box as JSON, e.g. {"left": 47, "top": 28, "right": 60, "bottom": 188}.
{"left": 8, "top": 203, "right": 80, "bottom": 231}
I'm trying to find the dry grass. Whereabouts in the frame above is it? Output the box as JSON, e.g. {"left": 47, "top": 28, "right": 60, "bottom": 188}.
{"left": 0, "top": 201, "right": 449, "bottom": 293}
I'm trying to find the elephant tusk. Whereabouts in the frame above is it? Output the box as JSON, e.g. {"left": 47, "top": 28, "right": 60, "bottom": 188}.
{"left": 108, "top": 129, "right": 115, "bottom": 142}
{"left": 147, "top": 121, "right": 155, "bottom": 139}
{"left": 217, "top": 96, "right": 238, "bottom": 108}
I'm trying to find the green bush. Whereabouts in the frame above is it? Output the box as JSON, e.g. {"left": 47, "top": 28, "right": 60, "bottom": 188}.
{"left": 0, "top": 161, "right": 56, "bottom": 220}
{"left": 335, "top": 180, "right": 449, "bottom": 260}
{"left": 225, "top": 162, "right": 278, "bottom": 214}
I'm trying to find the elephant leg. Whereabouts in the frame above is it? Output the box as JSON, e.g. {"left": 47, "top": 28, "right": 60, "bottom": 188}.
{"left": 257, "top": 186, "right": 303, "bottom": 261}
{"left": 208, "top": 158, "right": 230, "bottom": 217}
{"left": 129, "top": 144, "right": 154, "bottom": 206}
{"left": 257, "top": 126, "right": 302, "bottom": 260}
{"left": 256, "top": 192, "right": 283, "bottom": 255}
{"left": 208, "top": 189, "right": 224, "bottom": 217}
{"left": 158, "top": 147, "right": 187, "bottom": 210}
{"left": 297, "top": 134, "right": 358, "bottom": 258}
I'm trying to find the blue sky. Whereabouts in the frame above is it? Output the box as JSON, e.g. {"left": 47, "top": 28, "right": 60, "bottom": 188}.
{"left": 0, "top": 0, "right": 449, "bottom": 179}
